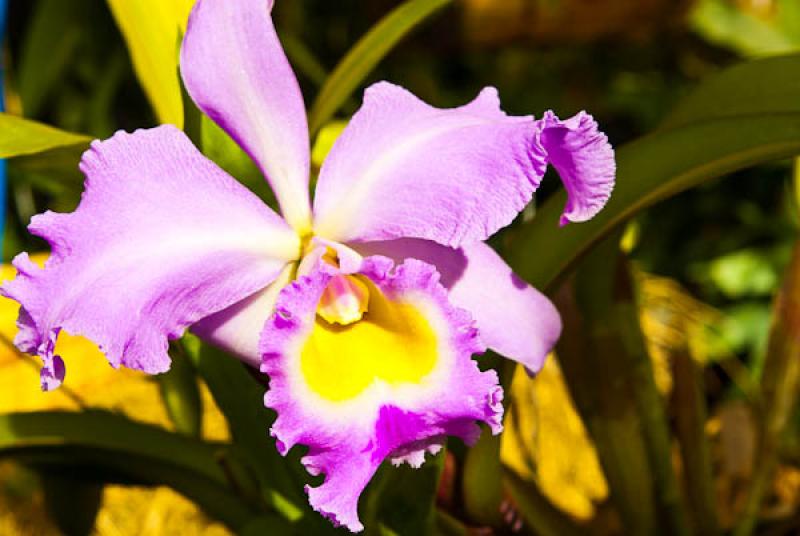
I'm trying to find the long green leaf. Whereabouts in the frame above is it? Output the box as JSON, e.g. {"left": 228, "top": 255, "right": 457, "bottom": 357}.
{"left": 18, "top": 0, "right": 89, "bottom": 117}
{"left": 509, "top": 115, "right": 800, "bottom": 292}
{"left": 105, "top": 0, "right": 184, "bottom": 127}
{"left": 554, "top": 234, "right": 659, "bottom": 535}
{"left": 362, "top": 451, "right": 444, "bottom": 536}
{"left": 158, "top": 345, "right": 203, "bottom": 437}
{"left": 504, "top": 470, "right": 584, "bottom": 536}
{"left": 672, "top": 351, "right": 720, "bottom": 535}
{"left": 308, "top": 0, "right": 452, "bottom": 134}
{"left": 0, "top": 410, "right": 259, "bottom": 531}
{"left": 0, "top": 114, "right": 91, "bottom": 159}
{"left": 734, "top": 240, "right": 800, "bottom": 536}
{"left": 509, "top": 54, "right": 800, "bottom": 291}
{"left": 183, "top": 337, "right": 307, "bottom": 521}
{"left": 662, "top": 54, "right": 800, "bottom": 130}
{"left": 40, "top": 470, "right": 103, "bottom": 536}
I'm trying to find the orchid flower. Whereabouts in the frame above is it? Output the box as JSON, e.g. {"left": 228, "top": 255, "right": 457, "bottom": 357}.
{"left": 2, "top": 0, "right": 614, "bottom": 531}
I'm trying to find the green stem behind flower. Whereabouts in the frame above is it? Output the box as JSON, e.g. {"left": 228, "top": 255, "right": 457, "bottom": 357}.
{"left": 734, "top": 239, "right": 800, "bottom": 536}
{"left": 556, "top": 233, "right": 690, "bottom": 536}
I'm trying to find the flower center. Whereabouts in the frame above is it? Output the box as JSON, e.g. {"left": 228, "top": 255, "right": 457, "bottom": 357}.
{"left": 301, "top": 279, "right": 439, "bottom": 402}
{"left": 317, "top": 274, "right": 370, "bottom": 325}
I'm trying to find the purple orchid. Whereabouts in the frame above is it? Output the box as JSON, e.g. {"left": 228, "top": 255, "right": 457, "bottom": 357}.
{"left": 2, "top": 0, "right": 615, "bottom": 531}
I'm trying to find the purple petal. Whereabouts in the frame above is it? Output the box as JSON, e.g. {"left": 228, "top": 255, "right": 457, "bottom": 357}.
{"left": 180, "top": 0, "right": 312, "bottom": 230}
{"left": 260, "top": 256, "right": 502, "bottom": 532}
{"left": 192, "top": 264, "right": 294, "bottom": 367}
{"left": 536, "top": 111, "right": 615, "bottom": 226}
{"left": 1, "top": 126, "right": 299, "bottom": 389}
{"left": 312, "top": 82, "right": 546, "bottom": 248}
{"left": 355, "top": 239, "right": 561, "bottom": 373}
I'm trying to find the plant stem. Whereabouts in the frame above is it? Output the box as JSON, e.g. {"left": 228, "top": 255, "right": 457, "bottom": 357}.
{"left": 734, "top": 240, "right": 800, "bottom": 536}
{"left": 556, "top": 233, "right": 691, "bottom": 536}
{"left": 672, "top": 351, "right": 720, "bottom": 535}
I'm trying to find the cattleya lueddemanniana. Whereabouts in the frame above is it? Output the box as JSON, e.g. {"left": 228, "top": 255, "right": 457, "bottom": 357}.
{"left": 2, "top": 0, "right": 615, "bottom": 530}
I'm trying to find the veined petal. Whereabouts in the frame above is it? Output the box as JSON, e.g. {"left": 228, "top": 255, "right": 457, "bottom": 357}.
{"left": 260, "top": 256, "right": 502, "bottom": 532}
{"left": 313, "top": 84, "right": 615, "bottom": 246}
{"left": 536, "top": 111, "right": 615, "bottom": 226}
{"left": 312, "top": 82, "right": 545, "bottom": 248}
{"left": 1, "top": 126, "right": 299, "bottom": 389}
{"left": 180, "top": 0, "right": 312, "bottom": 231}
{"left": 355, "top": 239, "right": 561, "bottom": 374}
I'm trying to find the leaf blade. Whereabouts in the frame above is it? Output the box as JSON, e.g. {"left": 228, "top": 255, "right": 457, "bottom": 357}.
{"left": 0, "top": 410, "right": 259, "bottom": 530}
{"left": 0, "top": 114, "right": 91, "bottom": 159}
{"left": 105, "top": 0, "right": 184, "bottom": 127}
{"left": 509, "top": 114, "right": 800, "bottom": 292}
{"left": 307, "top": 0, "right": 452, "bottom": 135}
{"left": 662, "top": 53, "right": 800, "bottom": 130}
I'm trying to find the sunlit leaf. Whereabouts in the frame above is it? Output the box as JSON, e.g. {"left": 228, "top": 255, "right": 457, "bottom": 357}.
{"left": 170, "top": 0, "right": 196, "bottom": 34}
{"left": 0, "top": 114, "right": 90, "bottom": 159}
{"left": 105, "top": 0, "right": 186, "bottom": 127}
{"left": 308, "top": 0, "right": 452, "bottom": 134}
{"left": 511, "top": 117, "right": 800, "bottom": 292}
{"left": 501, "top": 362, "right": 608, "bottom": 521}
{"left": 690, "top": 0, "right": 798, "bottom": 58}
{"left": 311, "top": 120, "right": 348, "bottom": 169}
{"left": 707, "top": 249, "right": 779, "bottom": 298}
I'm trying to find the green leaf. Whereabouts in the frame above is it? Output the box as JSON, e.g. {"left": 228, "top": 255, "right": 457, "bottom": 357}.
{"left": 510, "top": 115, "right": 800, "bottom": 292}
{"left": 18, "top": 0, "right": 90, "bottom": 117}
{"left": 662, "top": 54, "right": 800, "bottom": 130}
{"left": 105, "top": 0, "right": 184, "bottom": 127}
{"left": 461, "top": 432, "right": 502, "bottom": 526}
{"left": 200, "top": 116, "right": 277, "bottom": 206}
{"left": 553, "top": 234, "right": 661, "bottom": 535}
{"left": 690, "top": 0, "right": 798, "bottom": 58}
{"left": 240, "top": 515, "right": 298, "bottom": 536}
{"left": 158, "top": 345, "right": 203, "bottom": 437}
{"left": 0, "top": 114, "right": 91, "bottom": 159}
{"left": 311, "top": 121, "right": 348, "bottom": 169}
{"left": 40, "top": 470, "right": 103, "bottom": 536}
{"left": 281, "top": 33, "right": 329, "bottom": 88}
{"left": 183, "top": 336, "right": 307, "bottom": 521}
{"left": 362, "top": 451, "right": 444, "bottom": 536}
{"left": 707, "top": 249, "right": 780, "bottom": 298}
{"left": 504, "top": 470, "right": 584, "bottom": 536}
{"left": 734, "top": 241, "right": 800, "bottom": 536}
{"left": 308, "top": 0, "right": 452, "bottom": 135}
{"left": 508, "top": 54, "right": 800, "bottom": 292}
{"left": 0, "top": 410, "right": 258, "bottom": 531}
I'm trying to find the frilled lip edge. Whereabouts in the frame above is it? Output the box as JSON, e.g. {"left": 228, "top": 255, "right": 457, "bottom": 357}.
{"left": 259, "top": 255, "right": 504, "bottom": 531}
